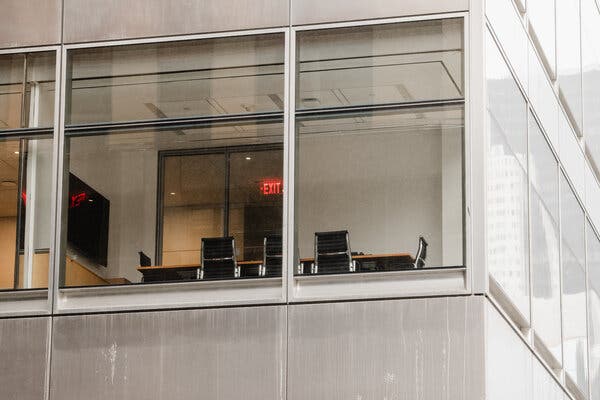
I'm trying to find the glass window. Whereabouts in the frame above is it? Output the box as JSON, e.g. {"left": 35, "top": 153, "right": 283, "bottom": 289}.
{"left": 0, "top": 52, "right": 55, "bottom": 291}
{"left": 588, "top": 221, "right": 600, "bottom": 400}
{"left": 61, "top": 34, "right": 285, "bottom": 287}
{"left": 486, "top": 32, "right": 530, "bottom": 317}
{"left": 556, "top": 0, "right": 583, "bottom": 132}
{"left": 560, "top": 173, "right": 587, "bottom": 392}
{"left": 527, "top": 0, "right": 557, "bottom": 75}
{"left": 67, "top": 34, "right": 284, "bottom": 124}
{"left": 582, "top": 0, "right": 600, "bottom": 167}
{"left": 295, "top": 19, "right": 465, "bottom": 276}
{"left": 297, "top": 18, "right": 463, "bottom": 110}
{"left": 0, "top": 52, "right": 55, "bottom": 129}
{"left": 529, "top": 116, "right": 562, "bottom": 363}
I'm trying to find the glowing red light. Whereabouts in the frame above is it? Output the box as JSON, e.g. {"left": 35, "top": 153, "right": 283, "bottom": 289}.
{"left": 70, "top": 192, "right": 87, "bottom": 208}
{"left": 260, "top": 178, "right": 283, "bottom": 196}
{"left": 21, "top": 192, "right": 26, "bottom": 205}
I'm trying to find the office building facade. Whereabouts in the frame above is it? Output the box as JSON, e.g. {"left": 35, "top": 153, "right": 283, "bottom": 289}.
{"left": 0, "top": 0, "right": 598, "bottom": 399}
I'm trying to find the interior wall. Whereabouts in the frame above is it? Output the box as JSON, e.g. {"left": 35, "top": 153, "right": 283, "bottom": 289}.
{"left": 0, "top": 216, "right": 16, "bottom": 288}
{"left": 297, "top": 127, "right": 463, "bottom": 267}
{"left": 69, "top": 140, "right": 157, "bottom": 283}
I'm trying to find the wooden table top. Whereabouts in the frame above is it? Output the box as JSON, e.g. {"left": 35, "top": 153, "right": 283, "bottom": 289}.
{"left": 138, "top": 253, "right": 414, "bottom": 272}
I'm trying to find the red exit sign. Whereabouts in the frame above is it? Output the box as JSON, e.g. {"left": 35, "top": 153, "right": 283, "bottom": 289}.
{"left": 260, "top": 178, "right": 283, "bottom": 195}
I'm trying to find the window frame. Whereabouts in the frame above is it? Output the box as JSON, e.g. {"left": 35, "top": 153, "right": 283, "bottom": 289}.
{"left": 0, "top": 45, "right": 61, "bottom": 317}
{"left": 53, "top": 28, "right": 290, "bottom": 314}
{"left": 288, "top": 13, "right": 471, "bottom": 303}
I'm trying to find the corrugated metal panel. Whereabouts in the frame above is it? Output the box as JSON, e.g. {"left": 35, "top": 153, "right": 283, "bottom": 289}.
{"left": 63, "top": 0, "right": 289, "bottom": 44}
{"left": 50, "top": 306, "right": 286, "bottom": 400}
{"left": 288, "top": 296, "right": 485, "bottom": 400}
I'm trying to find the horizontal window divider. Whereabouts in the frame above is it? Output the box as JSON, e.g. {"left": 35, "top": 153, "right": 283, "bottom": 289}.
{"left": 295, "top": 98, "right": 465, "bottom": 117}
{"left": 64, "top": 111, "right": 285, "bottom": 136}
{"left": 0, "top": 127, "right": 54, "bottom": 138}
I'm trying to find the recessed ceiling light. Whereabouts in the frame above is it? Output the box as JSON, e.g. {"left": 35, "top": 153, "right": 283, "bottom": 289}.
{"left": 169, "top": 192, "right": 176, "bottom": 196}
{"left": 245, "top": 156, "right": 252, "bottom": 161}
{"left": 14, "top": 151, "right": 19, "bottom": 155}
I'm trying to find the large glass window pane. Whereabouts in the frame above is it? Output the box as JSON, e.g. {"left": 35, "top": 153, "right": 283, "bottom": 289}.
{"left": 0, "top": 52, "right": 55, "bottom": 130}
{"left": 486, "top": 32, "right": 529, "bottom": 316}
{"left": 560, "top": 173, "right": 588, "bottom": 393}
{"left": 297, "top": 19, "right": 463, "bottom": 110}
{"left": 529, "top": 117, "right": 562, "bottom": 363}
{"left": 294, "top": 19, "right": 464, "bottom": 277}
{"left": 556, "top": 0, "right": 582, "bottom": 132}
{"left": 527, "top": 0, "right": 557, "bottom": 75}
{"left": 582, "top": 0, "right": 600, "bottom": 167}
{"left": 588, "top": 222, "right": 600, "bottom": 400}
{"left": 67, "top": 34, "right": 284, "bottom": 124}
{"left": 63, "top": 121, "right": 283, "bottom": 286}
{"left": 0, "top": 136, "right": 54, "bottom": 290}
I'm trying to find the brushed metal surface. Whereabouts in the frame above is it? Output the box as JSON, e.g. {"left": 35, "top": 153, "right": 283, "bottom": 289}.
{"left": 50, "top": 306, "right": 286, "bottom": 400}
{"left": 63, "top": 0, "right": 289, "bottom": 43}
{"left": 288, "top": 296, "right": 485, "bottom": 400}
{"left": 291, "top": 0, "right": 469, "bottom": 25}
{"left": 0, "top": 316, "right": 50, "bottom": 400}
{"left": 0, "top": 0, "right": 62, "bottom": 49}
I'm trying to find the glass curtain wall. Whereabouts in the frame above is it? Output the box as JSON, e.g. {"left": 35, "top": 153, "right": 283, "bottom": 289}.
{"left": 0, "top": 52, "right": 55, "bottom": 290}
{"left": 294, "top": 18, "right": 465, "bottom": 276}
{"left": 588, "top": 221, "right": 600, "bottom": 400}
{"left": 61, "top": 34, "right": 285, "bottom": 287}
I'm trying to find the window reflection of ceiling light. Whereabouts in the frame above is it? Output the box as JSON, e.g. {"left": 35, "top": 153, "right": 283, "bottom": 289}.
{"left": 245, "top": 156, "right": 252, "bottom": 161}
{"left": 169, "top": 192, "right": 176, "bottom": 196}
{"left": 14, "top": 151, "right": 19, "bottom": 155}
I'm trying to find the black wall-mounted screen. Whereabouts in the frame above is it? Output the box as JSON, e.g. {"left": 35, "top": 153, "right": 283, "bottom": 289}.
{"left": 67, "top": 173, "right": 110, "bottom": 267}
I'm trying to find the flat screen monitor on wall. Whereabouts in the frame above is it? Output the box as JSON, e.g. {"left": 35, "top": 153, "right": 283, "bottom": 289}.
{"left": 67, "top": 173, "right": 110, "bottom": 267}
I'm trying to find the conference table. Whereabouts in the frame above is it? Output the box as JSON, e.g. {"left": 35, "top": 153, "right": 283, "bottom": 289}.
{"left": 137, "top": 253, "right": 415, "bottom": 282}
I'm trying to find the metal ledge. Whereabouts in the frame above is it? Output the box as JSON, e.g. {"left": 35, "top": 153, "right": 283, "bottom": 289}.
{"left": 292, "top": 266, "right": 468, "bottom": 302}
{"left": 57, "top": 277, "right": 284, "bottom": 314}
{"left": 0, "top": 289, "right": 50, "bottom": 317}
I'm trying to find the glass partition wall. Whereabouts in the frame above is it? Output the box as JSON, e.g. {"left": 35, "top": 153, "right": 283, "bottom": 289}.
{"left": 294, "top": 18, "right": 465, "bottom": 277}
{"left": 60, "top": 34, "right": 285, "bottom": 287}
{"left": 0, "top": 51, "right": 56, "bottom": 291}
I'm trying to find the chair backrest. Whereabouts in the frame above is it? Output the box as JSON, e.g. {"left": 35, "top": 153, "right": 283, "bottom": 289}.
{"left": 201, "top": 237, "right": 237, "bottom": 267}
{"left": 314, "top": 230, "right": 353, "bottom": 273}
{"left": 138, "top": 251, "right": 151, "bottom": 267}
{"left": 413, "top": 236, "right": 428, "bottom": 269}
{"left": 263, "top": 234, "right": 283, "bottom": 276}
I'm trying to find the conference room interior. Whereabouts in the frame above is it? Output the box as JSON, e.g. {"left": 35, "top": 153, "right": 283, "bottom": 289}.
{"left": 0, "top": 18, "right": 466, "bottom": 289}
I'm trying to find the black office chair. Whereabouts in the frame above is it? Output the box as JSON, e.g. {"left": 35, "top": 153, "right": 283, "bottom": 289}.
{"left": 260, "top": 234, "right": 282, "bottom": 277}
{"left": 201, "top": 237, "right": 239, "bottom": 280}
{"left": 138, "top": 251, "right": 151, "bottom": 267}
{"left": 312, "top": 230, "right": 355, "bottom": 274}
{"left": 413, "top": 236, "right": 428, "bottom": 269}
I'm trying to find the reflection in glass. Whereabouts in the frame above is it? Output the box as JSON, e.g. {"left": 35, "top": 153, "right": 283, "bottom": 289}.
{"left": 296, "top": 105, "right": 464, "bottom": 272}
{"left": 0, "top": 52, "right": 55, "bottom": 130}
{"left": 486, "top": 32, "right": 530, "bottom": 317}
{"left": 560, "top": 174, "right": 587, "bottom": 392}
{"left": 67, "top": 34, "right": 284, "bottom": 124}
{"left": 62, "top": 121, "right": 283, "bottom": 286}
{"left": 556, "top": 0, "right": 583, "bottom": 132}
{"left": 588, "top": 222, "right": 600, "bottom": 400}
{"left": 297, "top": 19, "right": 463, "bottom": 110}
{"left": 0, "top": 137, "right": 54, "bottom": 290}
{"left": 582, "top": 0, "right": 600, "bottom": 166}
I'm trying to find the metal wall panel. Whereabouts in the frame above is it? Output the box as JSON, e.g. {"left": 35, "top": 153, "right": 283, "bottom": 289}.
{"left": 288, "top": 296, "right": 485, "bottom": 400}
{"left": 50, "top": 306, "right": 286, "bottom": 400}
{"left": 291, "top": 0, "right": 469, "bottom": 25}
{"left": 0, "top": 0, "right": 61, "bottom": 49}
{"left": 0, "top": 317, "right": 50, "bottom": 400}
{"left": 63, "top": 0, "right": 289, "bottom": 44}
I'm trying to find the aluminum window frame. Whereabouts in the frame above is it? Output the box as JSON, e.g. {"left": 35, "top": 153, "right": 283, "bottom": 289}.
{"left": 53, "top": 28, "right": 290, "bottom": 314}
{"left": 0, "top": 45, "right": 61, "bottom": 317}
{"left": 288, "top": 13, "right": 472, "bottom": 303}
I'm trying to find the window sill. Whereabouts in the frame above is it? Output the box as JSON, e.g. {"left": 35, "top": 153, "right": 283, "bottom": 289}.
{"left": 291, "top": 266, "right": 468, "bottom": 302}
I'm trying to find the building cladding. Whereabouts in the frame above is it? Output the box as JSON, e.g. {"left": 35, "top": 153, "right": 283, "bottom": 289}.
{"left": 0, "top": 0, "right": 598, "bottom": 399}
